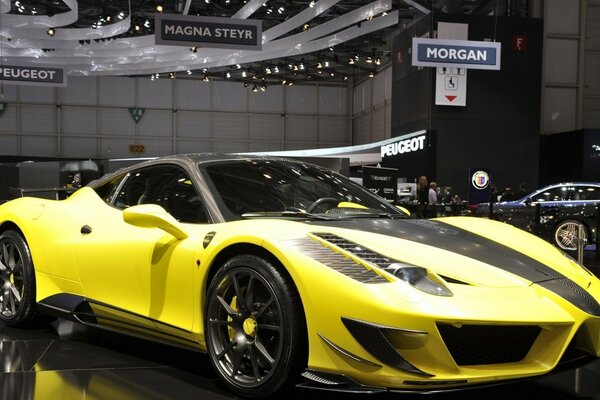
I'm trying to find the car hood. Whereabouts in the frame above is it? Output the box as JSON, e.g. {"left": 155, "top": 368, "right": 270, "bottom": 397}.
{"left": 293, "top": 216, "right": 594, "bottom": 289}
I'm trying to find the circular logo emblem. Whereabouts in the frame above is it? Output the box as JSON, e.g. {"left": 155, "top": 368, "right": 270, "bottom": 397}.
{"left": 471, "top": 170, "right": 490, "bottom": 190}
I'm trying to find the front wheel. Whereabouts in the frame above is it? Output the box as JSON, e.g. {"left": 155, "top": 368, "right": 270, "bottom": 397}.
{"left": 205, "top": 255, "right": 306, "bottom": 398}
{"left": 553, "top": 220, "right": 588, "bottom": 251}
{"left": 0, "top": 230, "right": 36, "bottom": 326}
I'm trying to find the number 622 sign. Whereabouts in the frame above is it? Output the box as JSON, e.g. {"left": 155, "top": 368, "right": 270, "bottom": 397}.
{"left": 129, "top": 144, "right": 145, "bottom": 154}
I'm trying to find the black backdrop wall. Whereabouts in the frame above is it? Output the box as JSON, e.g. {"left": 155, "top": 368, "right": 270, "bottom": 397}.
{"left": 391, "top": 15, "right": 543, "bottom": 198}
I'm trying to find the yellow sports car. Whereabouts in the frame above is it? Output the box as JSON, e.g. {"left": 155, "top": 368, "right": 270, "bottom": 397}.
{"left": 1, "top": 154, "right": 600, "bottom": 398}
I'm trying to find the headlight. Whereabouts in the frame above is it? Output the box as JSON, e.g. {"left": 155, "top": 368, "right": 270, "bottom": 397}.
{"left": 387, "top": 263, "right": 453, "bottom": 297}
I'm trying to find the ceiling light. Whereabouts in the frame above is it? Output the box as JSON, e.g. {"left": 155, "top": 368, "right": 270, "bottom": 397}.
{"left": 348, "top": 58, "right": 354, "bottom": 65}
{"left": 366, "top": 56, "right": 373, "bottom": 64}
{"left": 260, "top": 85, "right": 267, "bottom": 92}
{"left": 278, "top": 7, "right": 284, "bottom": 14}
{"left": 274, "top": 66, "right": 279, "bottom": 73}
{"left": 375, "top": 57, "right": 381, "bottom": 65}
{"left": 151, "top": 75, "right": 155, "bottom": 81}
{"left": 317, "top": 62, "right": 322, "bottom": 69}
{"left": 330, "top": 71, "right": 335, "bottom": 77}
{"left": 309, "top": 1, "right": 315, "bottom": 8}
{"left": 265, "top": 67, "right": 272, "bottom": 74}
{"left": 293, "top": 65, "right": 299, "bottom": 71}
{"left": 366, "top": 15, "right": 373, "bottom": 21}
{"left": 156, "top": 5, "right": 164, "bottom": 12}
{"left": 252, "top": 85, "right": 258, "bottom": 92}
{"left": 324, "top": 61, "right": 329, "bottom": 67}
{"left": 369, "top": 71, "right": 375, "bottom": 78}
{"left": 118, "top": 11, "right": 125, "bottom": 20}
{"left": 169, "top": 72, "right": 175, "bottom": 79}
{"left": 31, "top": 8, "right": 37, "bottom": 15}
{"left": 382, "top": 11, "right": 388, "bottom": 16}
{"left": 288, "top": 81, "right": 293, "bottom": 86}
{"left": 144, "top": 19, "right": 151, "bottom": 28}
{"left": 155, "top": 73, "right": 160, "bottom": 78}
{"left": 244, "top": 82, "right": 249, "bottom": 87}
{"left": 226, "top": 72, "right": 231, "bottom": 79}
{"left": 202, "top": 68, "right": 208, "bottom": 73}
{"left": 242, "top": 70, "right": 247, "bottom": 77}
{"left": 106, "top": 15, "right": 112, "bottom": 22}
{"left": 191, "top": 46, "right": 197, "bottom": 53}
{"left": 225, "top": 0, "right": 231, "bottom": 3}
{"left": 187, "top": 70, "right": 192, "bottom": 75}
{"left": 135, "top": 25, "right": 141, "bottom": 31}
{"left": 303, "top": 24, "right": 310, "bottom": 31}
{"left": 281, "top": 79, "right": 287, "bottom": 85}
{"left": 236, "top": 64, "right": 241, "bottom": 69}
{"left": 203, "top": 74, "right": 210, "bottom": 82}
{"left": 47, "top": 28, "right": 56, "bottom": 37}
{"left": 343, "top": 75, "right": 348, "bottom": 81}
{"left": 299, "top": 63, "right": 305, "bottom": 70}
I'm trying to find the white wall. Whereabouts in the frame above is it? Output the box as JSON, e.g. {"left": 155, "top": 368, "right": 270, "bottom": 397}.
{"left": 351, "top": 66, "right": 392, "bottom": 144}
{"left": 0, "top": 76, "right": 350, "bottom": 158}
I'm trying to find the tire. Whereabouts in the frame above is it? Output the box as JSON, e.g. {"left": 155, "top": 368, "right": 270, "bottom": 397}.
{"left": 553, "top": 220, "right": 588, "bottom": 251}
{"left": 205, "top": 255, "right": 306, "bottom": 399}
{"left": 0, "top": 230, "right": 37, "bottom": 326}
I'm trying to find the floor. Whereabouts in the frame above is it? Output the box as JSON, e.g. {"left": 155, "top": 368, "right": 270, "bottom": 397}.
{"left": 1, "top": 249, "right": 600, "bottom": 400}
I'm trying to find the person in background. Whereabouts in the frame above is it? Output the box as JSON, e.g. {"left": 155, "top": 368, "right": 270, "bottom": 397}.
{"left": 428, "top": 181, "right": 438, "bottom": 217}
{"left": 517, "top": 182, "right": 527, "bottom": 199}
{"left": 417, "top": 176, "right": 429, "bottom": 218}
{"left": 500, "top": 187, "right": 515, "bottom": 202}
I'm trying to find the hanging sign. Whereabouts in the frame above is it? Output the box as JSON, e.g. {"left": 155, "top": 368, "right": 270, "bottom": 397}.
{"left": 412, "top": 38, "right": 501, "bottom": 70}
{"left": 0, "top": 64, "right": 67, "bottom": 86}
{"left": 128, "top": 108, "right": 145, "bottom": 123}
{"left": 468, "top": 168, "right": 491, "bottom": 205}
{"left": 155, "top": 14, "right": 262, "bottom": 50}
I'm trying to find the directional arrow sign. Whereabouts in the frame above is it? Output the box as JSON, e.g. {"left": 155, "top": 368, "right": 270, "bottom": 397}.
{"left": 446, "top": 95, "right": 457, "bottom": 102}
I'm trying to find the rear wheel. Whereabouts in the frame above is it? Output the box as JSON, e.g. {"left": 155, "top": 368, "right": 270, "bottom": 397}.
{"left": 553, "top": 220, "right": 588, "bottom": 251}
{"left": 0, "top": 230, "right": 36, "bottom": 326}
{"left": 205, "top": 255, "right": 306, "bottom": 398}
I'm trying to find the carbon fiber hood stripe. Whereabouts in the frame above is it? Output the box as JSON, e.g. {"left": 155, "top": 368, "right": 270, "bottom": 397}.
{"left": 307, "top": 218, "right": 600, "bottom": 316}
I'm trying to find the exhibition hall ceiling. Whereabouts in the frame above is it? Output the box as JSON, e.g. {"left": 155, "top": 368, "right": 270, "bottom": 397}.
{"left": 0, "top": 0, "right": 512, "bottom": 86}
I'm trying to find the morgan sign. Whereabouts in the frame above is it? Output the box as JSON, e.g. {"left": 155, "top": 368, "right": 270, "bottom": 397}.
{"left": 412, "top": 38, "right": 501, "bottom": 70}
{"left": 155, "top": 14, "right": 262, "bottom": 50}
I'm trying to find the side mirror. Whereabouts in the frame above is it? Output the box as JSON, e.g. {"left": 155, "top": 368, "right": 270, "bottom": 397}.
{"left": 123, "top": 204, "right": 188, "bottom": 240}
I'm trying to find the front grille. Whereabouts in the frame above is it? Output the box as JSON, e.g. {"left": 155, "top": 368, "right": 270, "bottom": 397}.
{"left": 437, "top": 324, "right": 541, "bottom": 366}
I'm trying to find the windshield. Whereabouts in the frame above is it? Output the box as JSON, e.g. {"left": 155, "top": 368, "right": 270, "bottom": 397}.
{"left": 202, "top": 159, "right": 404, "bottom": 221}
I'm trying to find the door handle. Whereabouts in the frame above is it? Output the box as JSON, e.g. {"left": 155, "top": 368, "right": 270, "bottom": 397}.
{"left": 81, "top": 225, "right": 92, "bottom": 235}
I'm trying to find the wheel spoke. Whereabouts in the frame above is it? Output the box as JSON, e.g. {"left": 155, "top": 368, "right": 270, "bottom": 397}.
{"left": 7, "top": 244, "right": 16, "bottom": 268}
{"left": 259, "top": 324, "right": 282, "bottom": 332}
{"left": 10, "top": 286, "right": 21, "bottom": 302}
{"left": 254, "top": 339, "right": 275, "bottom": 366}
{"left": 230, "top": 344, "right": 245, "bottom": 377}
{"left": 1, "top": 293, "right": 8, "bottom": 312}
{"left": 217, "top": 340, "right": 236, "bottom": 360}
{"left": 255, "top": 297, "right": 274, "bottom": 318}
{"left": 0, "top": 243, "right": 8, "bottom": 270}
{"left": 248, "top": 345, "right": 260, "bottom": 380}
{"left": 216, "top": 295, "right": 237, "bottom": 316}
{"left": 9, "top": 292, "right": 16, "bottom": 314}
{"left": 246, "top": 276, "right": 256, "bottom": 312}
{"left": 232, "top": 274, "right": 246, "bottom": 309}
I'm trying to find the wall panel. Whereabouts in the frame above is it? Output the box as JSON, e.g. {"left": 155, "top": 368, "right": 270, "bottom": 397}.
{"left": 285, "top": 115, "right": 317, "bottom": 141}
{"left": 138, "top": 79, "right": 173, "bottom": 109}
{"left": 213, "top": 113, "right": 248, "bottom": 139}
{"left": 20, "top": 86, "right": 55, "bottom": 104}
{"left": 213, "top": 141, "right": 248, "bottom": 153}
{"left": 0, "top": 106, "right": 18, "bottom": 132}
{"left": 318, "top": 117, "right": 348, "bottom": 143}
{"left": 176, "top": 80, "right": 212, "bottom": 111}
{"left": 62, "top": 137, "right": 97, "bottom": 158}
{"left": 286, "top": 86, "right": 317, "bottom": 114}
{"left": 0, "top": 135, "right": 18, "bottom": 154}
{"left": 249, "top": 86, "right": 284, "bottom": 113}
{"left": 138, "top": 110, "right": 173, "bottom": 137}
{"left": 99, "top": 77, "right": 136, "bottom": 107}
{"left": 177, "top": 111, "right": 212, "bottom": 138}
{"left": 60, "top": 77, "right": 97, "bottom": 106}
{"left": 100, "top": 109, "right": 135, "bottom": 136}
{"left": 21, "top": 106, "right": 56, "bottom": 134}
{"left": 249, "top": 114, "right": 282, "bottom": 141}
{"left": 213, "top": 81, "right": 247, "bottom": 112}
{"left": 318, "top": 86, "right": 347, "bottom": 115}
{"left": 100, "top": 138, "right": 136, "bottom": 159}
{"left": 61, "top": 107, "right": 97, "bottom": 136}
{"left": 542, "top": 87, "right": 577, "bottom": 133}
{"left": 176, "top": 139, "right": 212, "bottom": 154}
{"left": 21, "top": 136, "right": 57, "bottom": 156}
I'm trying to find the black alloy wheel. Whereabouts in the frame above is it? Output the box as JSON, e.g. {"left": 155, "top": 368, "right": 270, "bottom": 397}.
{"left": 0, "top": 231, "right": 36, "bottom": 326}
{"left": 205, "top": 255, "right": 306, "bottom": 398}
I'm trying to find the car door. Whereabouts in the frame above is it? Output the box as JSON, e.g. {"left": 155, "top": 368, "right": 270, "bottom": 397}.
{"left": 74, "top": 163, "right": 210, "bottom": 334}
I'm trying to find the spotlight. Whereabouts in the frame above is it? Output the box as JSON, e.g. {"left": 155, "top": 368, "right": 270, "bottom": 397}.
{"left": 47, "top": 28, "right": 56, "bottom": 37}
{"left": 366, "top": 15, "right": 373, "bottom": 21}
{"left": 348, "top": 58, "right": 354, "bottom": 65}
{"left": 252, "top": 85, "right": 258, "bottom": 92}
{"left": 191, "top": 46, "right": 197, "bottom": 53}
{"left": 303, "top": 23, "right": 310, "bottom": 31}
{"left": 375, "top": 57, "right": 381, "bottom": 65}
{"left": 366, "top": 56, "right": 373, "bottom": 64}
{"left": 369, "top": 71, "right": 375, "bottom": 78}
{"left": 242, "top": 70, "right": 247, "bottom": 78}
{"left": 244, "top": 82, "right": 249, "bottom": 87}
{"left": 278, "top": 6, "right": 284, "bottom": 14}
{"left": 317, "top": 62, "right": 322, "bottom": 69}
{"left": 156, "top": 4, "right": 164, "bottom": 12}
{"left": 260, "top": 85, "right": 266, "bottom": 92}
{"left": 226, "top": 72, "right": 231, "bottom": 79}
{"left": 187, "top": 70, "right": 192, "bottom": 75}
{"left": 309, "top": 1, "right": 315, "bottom": 7}
{"left": 274, "top": 66, "right": 279, "bottom": 73}
{"left": 203, "top": 74, "right": 210, "bottom": 82}
{"left": 265, "top": 67, "right": 272, "bottom": 74}
{"left": 236, "top": 64, "right": 241, "bottom": 69}
{"left": 169, "top": 72, "right": 175, "bottom": 79}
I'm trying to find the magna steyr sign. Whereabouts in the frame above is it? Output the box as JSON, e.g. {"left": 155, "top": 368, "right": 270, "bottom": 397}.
{"left": 412, "top": 38, "right": 501, "bottom": 70}
{"left": 0, "top": 64, "right": 66, "bottom": 86}
{"left": 155, "top": 14, "right": 262, "bottom": 50}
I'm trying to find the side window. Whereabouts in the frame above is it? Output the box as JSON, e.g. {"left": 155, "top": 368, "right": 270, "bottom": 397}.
{"left": 531, "top": 187, "right": 566, "bottom": 202}
{"left": 114, "top": 165, "right": 209, "bottom": 223}
{"left": 93, "top": 174, "right": 127, "bottom": 205}
{"left": 577, "top": 186, "right": 600, "bottom": 201}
